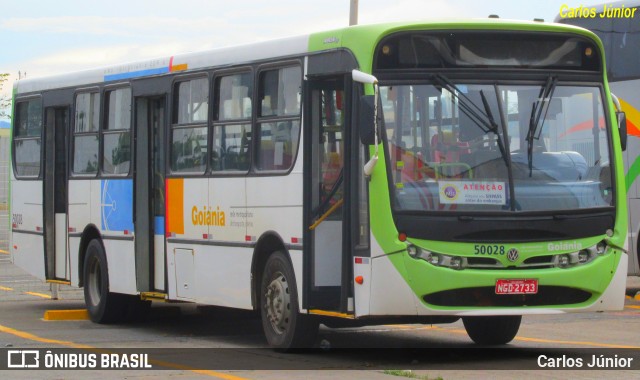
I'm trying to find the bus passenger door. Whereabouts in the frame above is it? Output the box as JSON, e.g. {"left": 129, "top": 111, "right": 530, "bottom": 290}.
{"left": 304, "top": 75, "right": 357, "bottom": 313}
{"left": 43, "top": 106, "right": 69, "bottom": 281}
{"left": 134, "top": 97, "right": 167, "bottom": 292}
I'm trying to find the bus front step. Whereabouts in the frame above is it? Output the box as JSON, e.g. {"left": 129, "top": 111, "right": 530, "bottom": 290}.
{"left": 140, "top": 292, "right": 168, "bottom": 302}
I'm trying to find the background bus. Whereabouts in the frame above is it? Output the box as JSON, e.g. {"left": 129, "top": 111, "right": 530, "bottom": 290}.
{"left": 10, "top": 19, "right": 628, "bottom": 350}
{"left": 557, "top": 1, "right": 640, "bottom": 275}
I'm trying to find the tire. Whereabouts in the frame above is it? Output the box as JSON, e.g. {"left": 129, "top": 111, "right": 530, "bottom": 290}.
{"left": 260, "top": 251, "right": 318, "bottom": 350}
{"left": 462, "top": 315, "right": 522, "bottom": 345}
{"left": 83, "top": 239, "right": 127, "bottom": 323}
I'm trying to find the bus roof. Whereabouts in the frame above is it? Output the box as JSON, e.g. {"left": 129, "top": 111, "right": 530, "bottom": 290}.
{"left": 13, "top": 34, "right": 310, "bottom": 95}
{"left": 14, "top": 19, "right": 601, "bottom": 96}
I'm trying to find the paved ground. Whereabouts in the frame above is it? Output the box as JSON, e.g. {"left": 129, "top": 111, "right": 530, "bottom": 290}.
{"left": 0, "top": 253, "right": 639, "bottom": 379}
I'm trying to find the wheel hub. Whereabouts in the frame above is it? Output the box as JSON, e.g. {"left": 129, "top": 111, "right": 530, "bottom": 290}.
{"left": 264, "top": 273, "right": 291, "bottom": 335}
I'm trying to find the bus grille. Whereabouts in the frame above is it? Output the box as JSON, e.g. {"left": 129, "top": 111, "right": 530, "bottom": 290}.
{"left": 423, "top": 286, "right": 592, "bottom": 307}
{"left": 463, "top": 255, "right": 557, "bottom": 269}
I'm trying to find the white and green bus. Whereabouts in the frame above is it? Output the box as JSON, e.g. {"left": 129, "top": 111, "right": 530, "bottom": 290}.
{"left": 557, "top": 1, "right": 640, "bottom": 276}
{"left": 10, "top": 19, "right": 628, "bottom": 349}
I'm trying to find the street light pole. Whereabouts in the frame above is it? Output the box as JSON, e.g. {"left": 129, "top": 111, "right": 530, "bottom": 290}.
{"left": 349, "top": 0, "right": 358, "bottom": 25}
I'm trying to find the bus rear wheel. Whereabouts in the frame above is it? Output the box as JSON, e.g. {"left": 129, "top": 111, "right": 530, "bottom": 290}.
{"left": 462, "top": 315, "right": 521, "bottom": 345}
{"left": 260, "top": 251, "right": 318, "bottom": 350}
{"left": 83, "top": 239, "right": 127, "bottom": 323}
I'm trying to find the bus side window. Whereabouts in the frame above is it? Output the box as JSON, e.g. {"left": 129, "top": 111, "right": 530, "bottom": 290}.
{"left": 170, "top": 77, "right": 209, "bottom": 174}
{"left": 256, "top": 65, "right": 302, "bottom": 171}
{"left": 103, "top": 87, "right": 132, "bottom": 176}
{"left": 73, "top": 92, "right": 100, "bottom": 175}
{"left": 213, "top": 71, "right": 252, "bottom": 173}
{"left": 319, "top": 88, "right": 344, "bottom": 208}
{"left": 13, "top": 99, "right": 43, "bottom": 178}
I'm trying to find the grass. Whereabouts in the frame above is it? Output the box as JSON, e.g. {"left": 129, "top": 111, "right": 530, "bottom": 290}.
{"left": 383, "top": 370, "right": 443, "bottom": 380}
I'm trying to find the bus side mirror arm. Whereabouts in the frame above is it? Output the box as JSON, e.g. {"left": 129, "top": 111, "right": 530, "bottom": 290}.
{"left": 352, "top": 70, "right": 379, "bottom": 176}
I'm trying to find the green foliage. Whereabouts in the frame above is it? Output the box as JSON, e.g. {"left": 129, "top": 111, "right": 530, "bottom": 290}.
{"left": 0, "top": 73, "right": 11, "bottom": 119}
{"left": 383, "top": 370, "right": 443, "bottom": 380}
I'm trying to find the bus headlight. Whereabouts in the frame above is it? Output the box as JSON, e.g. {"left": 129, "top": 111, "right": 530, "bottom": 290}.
{"left": 449, "top": 256, "right": 463, "bottom": 270}
{"left": 578, "top": 250, "right": 590, "bottom": 263}
{"left": 407, "top": 245, "right": 419, "bottom": 258}
{"left": 406, "top": 244, "right": 463, "bottom": 270}
{"left": 557, "top": 254, "right": 570, "bottom": 268}
{"left": 553, "top": 241, "right": 606, "bottom": 269}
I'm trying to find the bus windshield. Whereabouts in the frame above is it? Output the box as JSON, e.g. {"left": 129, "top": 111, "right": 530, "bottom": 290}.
{"left": 382, "top": 81, "right": 613, "bottom": 213}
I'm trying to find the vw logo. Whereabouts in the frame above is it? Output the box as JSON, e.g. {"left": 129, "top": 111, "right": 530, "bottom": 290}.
{"left": 507, "top": 248, "right": 519, "bottom": 262}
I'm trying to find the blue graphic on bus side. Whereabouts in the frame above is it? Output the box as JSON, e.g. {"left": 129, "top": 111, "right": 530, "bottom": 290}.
{"left": 155, "top": 216, "right": 165, "bottom": 236}
{"left": 101, "top": 179, "right": 134, "bottom": 232}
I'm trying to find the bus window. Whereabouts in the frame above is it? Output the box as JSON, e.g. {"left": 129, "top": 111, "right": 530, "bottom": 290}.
{"left": 256, "top": 65, "right": 301, "bottom": 171}
{"left": 211, "top": 124, "right": 251, "bottom": 172}
{"left": 173, "top": 78, "right": 209, "bottom": 124}
{"left": 13, "top": 99, "right": 43, "bottom": 178}
{"left": 611, "top": 14, "right": 640, "bottom": 80}
{"left": 212, "top": 72, "right": 252, "bottom": 172}
{"left": 73, "top": 92, "right": 100, "bottom": 175}
{"left": 171, "top": 77, "right": 209, "bottom": 173}
{"left": 103, "top": 87, "right": 132, "bottom": 175}
{"left": 217, "top": 72, "right": 252, "bottom": 120}
{"left": 171, "top": 126, "right": 207, "bottom": 173}
{"left": 319, "top": 87, "right": 344, "bottom": 211}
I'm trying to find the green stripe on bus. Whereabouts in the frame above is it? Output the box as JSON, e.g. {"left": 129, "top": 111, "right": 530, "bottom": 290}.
{"left": 626, "top": 156, "right": 640, "bottom": 191}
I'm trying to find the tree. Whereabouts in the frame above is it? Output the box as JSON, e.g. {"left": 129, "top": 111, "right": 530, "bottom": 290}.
{"left": 0, "top": 73, "right": 11, "bottom": 119}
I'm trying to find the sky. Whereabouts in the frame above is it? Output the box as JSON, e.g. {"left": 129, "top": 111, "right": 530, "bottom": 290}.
{"left": 0, "top": 0, "right": 607, "bottom": 121}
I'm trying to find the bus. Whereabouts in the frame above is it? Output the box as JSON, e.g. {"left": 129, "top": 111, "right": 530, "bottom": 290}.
{"left": 10, "top": 19, "right": 628, "bottom": 349}
{"left": 556, "top": 1, "right": 640, "bottom": 276}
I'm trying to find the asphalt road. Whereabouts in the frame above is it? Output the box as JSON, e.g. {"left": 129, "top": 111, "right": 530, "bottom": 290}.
{"left": 1, "top": 251, "right": 640, "bottom": 379}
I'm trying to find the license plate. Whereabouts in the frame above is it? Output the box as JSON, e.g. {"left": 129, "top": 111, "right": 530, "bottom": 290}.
{"left": 495, "top": 279, "right": 538, "bottom": 295}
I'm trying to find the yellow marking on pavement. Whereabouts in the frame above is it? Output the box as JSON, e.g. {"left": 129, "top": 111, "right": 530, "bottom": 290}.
{"left": 0, "top": 286, "right": 14, "bottom": 291}
{"left": 24, "top": 291, "right": 51, "bottom": 299}
{"left": 0, "top": 323, "right": 94, "bottom": 349}
{"left": 44, "top": 309, "right": 89, "bottom": 321}
{"left": 0, "top": 249, "right": 9, "bottom": 255}
{"left": 625, "top": 305, "right": 640, "bottom": 310}
{"left": 0, "top": 323, "right": 249, "bottom": 379}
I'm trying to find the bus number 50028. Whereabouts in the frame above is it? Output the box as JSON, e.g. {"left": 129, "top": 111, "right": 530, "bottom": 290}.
{"left": 474, "top": 245, "right": 505, "bottom": 255}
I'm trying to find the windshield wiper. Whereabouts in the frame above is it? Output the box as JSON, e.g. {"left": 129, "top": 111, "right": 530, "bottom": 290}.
{"left": 432, "top": 74, "right": 509, "bottom": 165}
{"left": 526, "top": 75, "right": 557, "bottom": 176}
{"left": 479, "top": 89, "right": 509, "bottom": 166}
{"left": 432, "top": 74, "right": 494, "bottom": 133}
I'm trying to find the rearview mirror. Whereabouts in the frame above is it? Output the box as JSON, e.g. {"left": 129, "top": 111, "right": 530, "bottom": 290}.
{"left": 359, "top": 95, "right": 376, "bottom": 145}
{"left": 611, "top": 94, "right": 627, "bottom": 151}
{"left": 352, "top": 69, "right": 380, "bottom": 176}
{"left": 618, "top": 111, "right": 627, "bottom": 151}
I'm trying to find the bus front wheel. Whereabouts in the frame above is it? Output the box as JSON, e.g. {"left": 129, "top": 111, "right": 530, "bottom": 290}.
{"left": 83, "top": 239, "right": 127, "bottom": 323}
{"left": 260, "top": 251, "right": 318, "bottom": 350}
{"left": 462, "top": 315, "right": 521, "bottom": 345}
